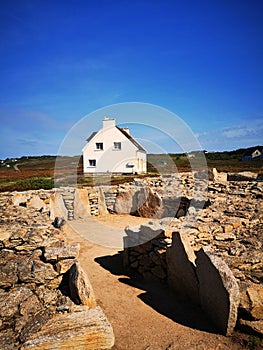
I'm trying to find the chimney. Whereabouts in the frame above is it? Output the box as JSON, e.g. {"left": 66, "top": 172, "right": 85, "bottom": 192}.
{"left": 103, "top": 117, "right": 115, "bottom": 129}
{"left": 122, "top": 127, "right": 130, "bottom": 134}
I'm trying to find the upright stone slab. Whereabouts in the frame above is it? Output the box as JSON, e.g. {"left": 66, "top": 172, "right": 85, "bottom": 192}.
{"left": 166, "top": 232, "right": 199, "bottom": 304}
{"left": 98, "top": 187, "right": 109, "bottom": 215}
{"left": 69, "top": 262, "right": 96, "bottom": 309}
{"left": 74, "top": 188, "right": 91, "bottom": 219}
{"left": 49, "top": 192, "right": 68, "bottom": 221}
{"left": 196, "top": 246, "right": 240, "bottom": 335}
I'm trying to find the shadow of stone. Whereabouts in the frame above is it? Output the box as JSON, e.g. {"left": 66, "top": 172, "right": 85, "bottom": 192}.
{"left": 95, "top": 252, "right": 218, "bottom": 334}
{"left": 95, "top": 251, "right": 125, "bottom": 276}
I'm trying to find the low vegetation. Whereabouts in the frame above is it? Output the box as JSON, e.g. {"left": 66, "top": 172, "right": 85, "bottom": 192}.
{"left": 0, "top": 147, "right": 262, "bottom": 191}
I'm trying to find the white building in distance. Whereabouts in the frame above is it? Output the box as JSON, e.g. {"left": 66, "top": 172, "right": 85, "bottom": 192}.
{"left": 82, "top": 118, "right": 147, "bottom": 174}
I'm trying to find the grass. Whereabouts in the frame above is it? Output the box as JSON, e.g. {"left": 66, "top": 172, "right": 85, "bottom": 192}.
{"left": 0, "top": 150, "right": 262, "bottom": 192}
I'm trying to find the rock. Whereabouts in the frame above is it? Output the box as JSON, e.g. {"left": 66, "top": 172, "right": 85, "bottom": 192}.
{"left": 98, "top": 187, "right": 109, "bottom": 215}
{"left": 247, "top": 285, "right": 263, "bottom": 320}
{"left": 21, "top": 307, "right": 114, "bottom": 350}
{"left": 212, "top": 168, "right": 227, "bottom": 182}
{"left": 228, "top": 242, "right": 246, "bottom": 256}
{"left": 73, "top": 188, "right": 91, "bottom": 219}
{"left": 0, "top": 287, "right": 33, "bottom": 319}
{"left": 167, "top": 232, "right": 199, "bottom": 304}
{"left": 9, "top": 192, "right": 28, "bottom": 206}
{"left": 0, "top": 250, "right": 19, "bottom": 288}
{"left": 28, "top": 195, "right": 46, "bottom": 211}
{"left": 44, "top": 244, "right": 80, "bottom": 263}
{"left": 137, "top": 187, "right": 163, "bottom": 218}
{"left": 69, "top": 262, "right": 96, "bottom": 308}
{"left": 56, "top": 258, "right": 77, "bottom": 274}
{"left": 223, "top": 224, "right": 233, "bottom": 233}
{"left": 34, "top": 286, "right": 60, "bottom": 307}
{"left": 19, "top": 294, "right": 43, "bottom": 317}
{"left": 0, "top": 329, "right": 17, "bottom": 350}
{"left": 114, "top": 188, "right": 136, "bottom": 214}
{"left": 214, "top": 233, "right": 236, "bottom": 241}
{"left": 196, "top": 246, "right": 240, "bottom": 335}
{"left": 53, "top": 217, "right": 66, "bottom": 229}
{"left": 31, "top": 260, "right": 59, "bottom": 284}
{"left": 239, "top": 319, "right": 263, "bottom": 338}
{"left": 19, "top": 309, "right": 56, "bottom": 344}
{"left": 49, "top": 193, "right": 68, "bottom": 221}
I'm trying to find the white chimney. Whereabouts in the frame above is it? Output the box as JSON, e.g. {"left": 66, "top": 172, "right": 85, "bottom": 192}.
{"left": 103, "top": 117, "right": 115, "bottom": 129}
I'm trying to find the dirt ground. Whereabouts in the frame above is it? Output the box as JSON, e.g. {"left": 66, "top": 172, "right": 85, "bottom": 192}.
{"left": 64, "top": 214, "right": 248, "bottom": 350}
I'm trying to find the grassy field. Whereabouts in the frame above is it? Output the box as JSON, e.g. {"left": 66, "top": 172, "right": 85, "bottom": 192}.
{"left": 0, "top": 148, "right": 262, "bottom": 192}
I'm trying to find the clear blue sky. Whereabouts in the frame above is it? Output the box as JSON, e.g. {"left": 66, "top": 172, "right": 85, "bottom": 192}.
{"left": 0, "top": 0, "right": 262, "bottom": 158}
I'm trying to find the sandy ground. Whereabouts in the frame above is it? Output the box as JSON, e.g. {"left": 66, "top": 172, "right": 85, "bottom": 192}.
{"left": 64, "top": 215, "right": 246, "bottom": 350}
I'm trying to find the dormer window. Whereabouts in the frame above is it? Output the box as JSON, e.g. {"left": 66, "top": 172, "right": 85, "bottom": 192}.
{"left": 114, "top": 142, "right": 121, "bottom": 150}
{"left": 96, "top": 142, "right": 103, "bottom": 150}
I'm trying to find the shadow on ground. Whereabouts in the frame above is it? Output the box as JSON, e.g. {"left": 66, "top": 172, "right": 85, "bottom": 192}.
{"left": 95, "top": 252, "right": 218, "bottom": 334}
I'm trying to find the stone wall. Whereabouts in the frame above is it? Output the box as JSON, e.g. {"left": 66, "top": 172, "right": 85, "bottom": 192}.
{"left": 0, "top": 190, "right": 114, "bottom": 349}
{"left": 122, "top": 176, "right": 263, "bottom": 337}
{"left": 123, "top": 224, "right": 170, "bottom": 282}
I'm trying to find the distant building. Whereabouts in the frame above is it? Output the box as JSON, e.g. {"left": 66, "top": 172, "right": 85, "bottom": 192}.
{"left": 82, "top": 118, "right": 147, "bottom": 174}
{"left": 242, "top": 147, "right": 263, "bottom": 161}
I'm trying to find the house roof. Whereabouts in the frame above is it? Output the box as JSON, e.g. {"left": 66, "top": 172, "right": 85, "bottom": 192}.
{"left": 116, "top": 126, "right": 146, "bottom": 152}
{"left": 85, "top": 125, "right": 146, "bottom": 153}
{"left": 86, "top": 131, "right": 97, "bottom": 142}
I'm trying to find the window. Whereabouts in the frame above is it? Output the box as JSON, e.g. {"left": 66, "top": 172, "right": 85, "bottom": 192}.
{"left": 96, "top": 142, "right": 103, "bottom": 150}
{"left": 113, "top": 142, "right": 121, "bottom": 150}
{"left": 89, "top": 159, "right": 96, "bottom": 167}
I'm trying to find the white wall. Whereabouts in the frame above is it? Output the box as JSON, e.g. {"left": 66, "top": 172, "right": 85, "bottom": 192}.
{"left": 82, "top": 123, "right": 147, "bottom": 174}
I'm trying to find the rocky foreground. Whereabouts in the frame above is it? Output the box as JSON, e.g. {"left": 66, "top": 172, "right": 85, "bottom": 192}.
{"left": 122, "top": 173, "right": 263, "bottom": 338}
{"left": 0, "top": 171, "right": 262, "bottom": 348}
{"left": 0, "top": 191, "right": 114, "bottom": 349}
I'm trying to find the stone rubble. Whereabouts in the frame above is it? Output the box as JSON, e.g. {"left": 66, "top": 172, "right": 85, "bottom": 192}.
{"left": 0, "top": 190, "right": 114, "bottom": 349}
{"left": 0, "top": 170, "right": 262, "bottom": 341}
{"left": 122, "top": 173, "right": 263, "bottom": 337}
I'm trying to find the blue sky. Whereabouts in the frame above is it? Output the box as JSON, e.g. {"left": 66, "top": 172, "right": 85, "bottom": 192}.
{"left": 0, "top": 0, "right": 262, "bottom": 158}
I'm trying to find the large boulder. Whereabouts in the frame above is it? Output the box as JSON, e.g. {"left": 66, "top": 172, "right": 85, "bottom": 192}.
{"left": 21, "top": 306, "right": 114, "bottom": 350}
{"left": 114, "top": 188, "right": 137, "bottom": 214}
{"left": 136, "top": 187, "right": 163, "bottom": 218}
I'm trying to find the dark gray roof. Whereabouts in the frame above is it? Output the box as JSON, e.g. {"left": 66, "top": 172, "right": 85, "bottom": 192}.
{"left": 86, "top": 131, "right": 97, "bottom": 142}
{"left": 116, "top": 126, "right": 146, "bottom": 152}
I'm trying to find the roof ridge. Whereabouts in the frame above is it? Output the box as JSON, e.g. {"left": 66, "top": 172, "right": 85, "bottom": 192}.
{"left": 116, "top": 126, "right": 146, "bottom": 152}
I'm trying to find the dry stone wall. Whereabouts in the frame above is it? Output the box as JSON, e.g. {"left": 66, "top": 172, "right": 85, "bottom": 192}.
{"left": 0, "top": 170, "right": 262, "bottom": 340}
{"left": 0, "top": 190, "right": 114, "bottom": 349}
{"left": 122, "top": 174, "right": 263, "bottom": 337}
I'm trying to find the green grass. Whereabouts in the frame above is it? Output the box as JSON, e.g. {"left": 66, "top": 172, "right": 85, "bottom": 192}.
{"left": 0, "top": 176, "right": 54, "bottom": 192}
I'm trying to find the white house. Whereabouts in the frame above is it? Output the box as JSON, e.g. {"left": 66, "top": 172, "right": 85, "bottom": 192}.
{"left": 82, "top": 118, "right": 147, "bottom": 174}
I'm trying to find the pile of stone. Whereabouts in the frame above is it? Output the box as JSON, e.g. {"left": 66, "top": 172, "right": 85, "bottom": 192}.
{"left": 123, "top": 224, "right": 170, "bottom": 282}
{"left": 88, "top": 190, "right": 100, "bottom": 216}
{"left": 0, "top": 191, "right": 114, "bottom": 349}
